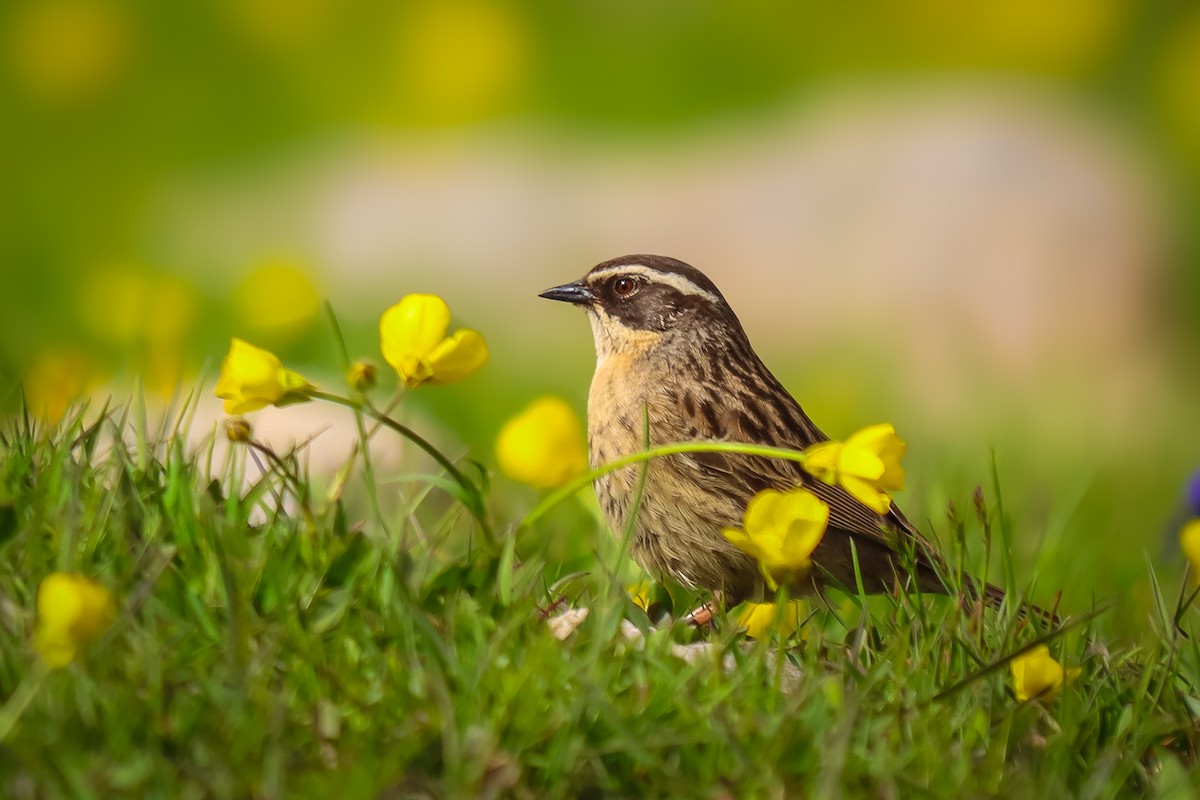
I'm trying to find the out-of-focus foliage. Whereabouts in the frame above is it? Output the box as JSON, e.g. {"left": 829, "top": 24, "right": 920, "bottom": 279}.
{"left": 1, "top": 1, "right": 1198, "bottom": 632}
{"left": 2, "top": 1, "right": 1197, "bottom": 378}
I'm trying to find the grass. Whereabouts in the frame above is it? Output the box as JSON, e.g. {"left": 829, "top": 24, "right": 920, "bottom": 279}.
{"left": 2, "top": 389, "right": 1200, "bottom": 799}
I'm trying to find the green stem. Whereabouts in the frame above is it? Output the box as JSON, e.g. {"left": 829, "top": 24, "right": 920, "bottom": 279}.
{"left": 322, "top": 301, "right": 393, "bottom": 540}
{"left": 521, "top": 440, "right": 810, "bottom": 529}
{"left": 0, "top": 662, "right": 49, "bottom": 742}
{"left": 308, "top": 390, "right": 494, "bottom": 547}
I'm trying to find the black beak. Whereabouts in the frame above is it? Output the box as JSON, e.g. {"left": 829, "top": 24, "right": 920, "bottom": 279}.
{"left": 539, "top": 280, "right": 595, "bottom": 305}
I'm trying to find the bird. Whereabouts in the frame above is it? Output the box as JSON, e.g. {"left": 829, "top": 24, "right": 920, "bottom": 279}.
{"left": 540, "top": 253, "right": 1011, "bottom": 614}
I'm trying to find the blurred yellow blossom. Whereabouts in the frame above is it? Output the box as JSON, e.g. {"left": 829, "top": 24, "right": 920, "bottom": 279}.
{"left": 736, "top": 601, "right": 803, "bottom": 640}
{"left": 223, "top": 0, "right": 335, "bottom": 54}
{"left": 214, "top": 338, "right": 313, "bottom": 414}
{"left": 34, "top": 573, "right": 116, "bottom": 668}
{"left": 391, "top": 0, "right": 527, "bottom": 123}
{"left": 23, "top": 350, "right": 95, "bottom": 425}
{"left": 626, "top": 580, "right": 653, "bottom": 613}
{"left": 1010, "top": 644, "right": 1080, "bottom": 703}
{"left": 1181, "top": 519, "right": 1200, "bottom": 583}
{"left": 5, "top": 0, "right": 131, "bottom": 104}
{"left": 901, "top": 0, "right": 1119, "bottom": 75}
{"left": 1157, "top": 13, "right": 1200, "bottom": 161}
{"left": 379, "top": 294, "right": 488, "bottom": 388}
{"left": 495, "top": 397, "right": 587, "bottom": 489}
{"left": 803, "top": 423, "right": 906, "bottom": 514}
{"left": 233, "top": 260, "right": 323, "bottom": 341}
{"left": 80, "top": 268, "right": 197, "bottom": 345}
{"left": 722, "top": 487, "right": 829, "bottom": 590}
{"left": 77, "top": 268, "right": 199, "bottom": 400}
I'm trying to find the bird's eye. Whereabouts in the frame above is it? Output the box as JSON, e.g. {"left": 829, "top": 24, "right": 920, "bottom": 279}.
{"left": 612, "top": 276, "right": 639, "bottom": 298}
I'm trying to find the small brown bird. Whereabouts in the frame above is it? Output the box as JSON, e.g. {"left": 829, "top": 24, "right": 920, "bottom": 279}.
{"left": 541, "top": 254, "right": 1006, "bottom": 610}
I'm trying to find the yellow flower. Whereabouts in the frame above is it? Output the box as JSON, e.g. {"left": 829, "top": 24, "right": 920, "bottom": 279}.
{"left": 1181, "top": 519, "right": 1200, "bottom": 582}
{"left": 379, "top": 294, "right": 488, "bottom": 388}
{"left": 627, "top": 580, "right": 653, "bottom": 612}
{"left": 736, "top": 601, "right": 803, "bottom": 639}
{"left": 496, "top": 397, "right": 588, "bottom": 489}
{"left": 214, "top": 338, "right": 313, "bottom": 414}
{"left": 392, "top": 0, "right": 528, "bottom": 124}
{"left": 722, "top": 487, "right": 830, "bottom": 589}
{"left": 1010, "top": 644, "right": 1080, "bottom": 703}
{"left": 8, "top": 0, "right": 131, "bottom": 104}
{"left": 80, "top": 268, "right": 197, "bottom": 345}
{"left": 22, "top": 350, "right": 94, "bottom": 425}
{"left": 802, "top": 423, "right": 906, "bottom": 514}
{"left": 233, "top": 259, "right": 322, "bottom": 341}
{"left": 34, "top": 573, "right": 116, "bottom": 668}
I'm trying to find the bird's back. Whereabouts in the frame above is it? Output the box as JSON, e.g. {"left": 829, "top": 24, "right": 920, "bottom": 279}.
{"left": 587, "top": 324, "right": 947, "bottom": 602}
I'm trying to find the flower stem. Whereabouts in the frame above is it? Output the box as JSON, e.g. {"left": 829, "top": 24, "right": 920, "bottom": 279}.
{"left": 308, "top": 390, "right": 494, "bottom": 547}
{"left": 0, "top": 662, "right": 49, "bottom": 742}
{"left": 521, "top": 440, "right": 809, "bottom": 528}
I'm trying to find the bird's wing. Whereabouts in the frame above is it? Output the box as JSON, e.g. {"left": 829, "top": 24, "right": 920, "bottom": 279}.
{"left": 668, "top": 383, "right": 947, "bottom": 577}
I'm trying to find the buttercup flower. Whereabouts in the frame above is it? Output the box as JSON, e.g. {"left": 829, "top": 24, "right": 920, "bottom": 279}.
{"left": 496, "top": 397, "right": 588, "bottom": 489}
{"left": 379, "top": 294, "right": 488, "bottom": 388}
{"left": 233, "top": 259, "right": 322, "bottom": 340}
{"left": 34, "top": 573, "right": 117, "bottom": 668}
{"left": 736, "top": 601, "right": 803, "bottom": 639}
{"left": 627, "top": 580, "right": 653, "bottom": 612}
{"left": 22, "top": 350, "right": 94, "bottom": 425}
{"left": 214, "top": 338, "right": 313, "bottom": 414}
{"left": 722, "top": 487, "right": 830, "bottom": 589}
{"left": 1010, "top": 644, "right": 1080, "bottom": 703}
{"left": 1181, "top": 519, "right": 1200, "bottom": 581}
{"left": 802, "top": 423, "right": 906, "bottom": 514}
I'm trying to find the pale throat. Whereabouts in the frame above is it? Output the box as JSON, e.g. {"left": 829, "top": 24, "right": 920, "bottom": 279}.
{"left": 586, "top": 307, "right": 662, "bottom": 366}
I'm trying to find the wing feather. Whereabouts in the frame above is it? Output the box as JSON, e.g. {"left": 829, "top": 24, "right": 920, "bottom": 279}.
{"left": 672, "top": 383, "right": 946, "bottom": 578}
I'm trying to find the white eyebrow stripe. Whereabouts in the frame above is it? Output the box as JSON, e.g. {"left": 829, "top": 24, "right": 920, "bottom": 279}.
{"left": 587, "top": 264, "right": 721, "bottom": 304}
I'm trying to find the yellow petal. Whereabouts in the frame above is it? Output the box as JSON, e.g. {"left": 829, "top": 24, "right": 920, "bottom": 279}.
{"left": 495, "top": 396, "right": 587, "bottom": 489}
{"left": 839, "top": 445, "right": 886, "bottom": 482}
{"left": 23, "top": 350, "right": 95, "bottom": 425}
{"left": 742, "top": 488, "right": 786, "bottom": 535}
{"left": 780, "top": 495, "right": 830, "bottom": 565}
{"left": 214, "top": 338, "right": 289, "bottom": 414}
{"left": 801, "top": 441, "right": 841, "bottom": 484}
{"left": 737, "top": 601, "right": 802, "bottom": 639}
{"left": 626, "top": 581, "right": 653, "bottom": 612}
{"left": 731, "top": 487, "right": 830, "bottom": 585}
{"left": 722, "top": 526, "right": 763, "bottom": 562}
{"left": 379, "top": 294, "right": 452, "bottom": 381}
{"left": 840, "top": 474, "right": 891, "bottom": 514}
{"left": 233, "top": 260, "right": 321, "bottom": 338}
{"left": 845, "top": 423, "right": 898, "bottom": 450}
{"left": 36, "top": 572, "right": 85, "bottom": 632}
{"left": 34, "top": 628, "right": 77, "bottom": 668}
{"left": 1181, "top": 519, "right": 1200, "bottom": 579}
{"left": 1011, "top": 644, "right": 1069, "bottom": 703}
{"left": 35, "top": 572, "right": 116, "bottom": 668}
{"left": 427, "top": 328, "right": 489, "bottom": 385}
{"left": 848, "top": 423, "right": 906, "bottom": 491}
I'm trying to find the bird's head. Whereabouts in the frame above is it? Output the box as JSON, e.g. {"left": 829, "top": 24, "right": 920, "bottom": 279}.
{"left": 540, "top": 254, "right": 745, "bottom": 360}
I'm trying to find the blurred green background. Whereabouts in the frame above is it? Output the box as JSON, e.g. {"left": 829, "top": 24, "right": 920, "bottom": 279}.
{"left": 2, "top": 0, "right": 1198, "bottom": 629}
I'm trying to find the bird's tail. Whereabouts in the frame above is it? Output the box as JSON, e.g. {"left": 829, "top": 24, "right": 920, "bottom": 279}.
{"left": 978, "top": 580, "right": 1061, "bottom": 626}
{"left": 915, "top": 561, "right": 1060, "bottom": 626}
